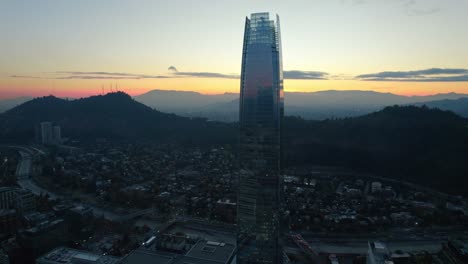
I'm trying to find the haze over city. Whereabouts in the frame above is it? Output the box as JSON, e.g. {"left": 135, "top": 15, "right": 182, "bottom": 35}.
{"left": 1, "top": 0, "right": 468, "bottom": 99}
{"left": 1, "top": 1, "right": 468, "bottom": 264}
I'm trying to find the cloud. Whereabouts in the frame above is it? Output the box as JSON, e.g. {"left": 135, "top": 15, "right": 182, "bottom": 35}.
{"left": 9, "top": 75, "right": 42, "bottom": 79}
{"left": 10, "top": 68, "right": 334, "bottom": 81}
{"left": 169, "top": 69, "right": 330, "bottom": 80}
{"left": 341, "top": 0, "right": 441, "bottom": 16}
{"left": 284, "top": 70, "right": 329, "bottom": 80}
{"left": 407, "top": 7, "right": 440, "bottom": 16}
{"left": 167, "top": 66, "right": 239, "bottom": 79}
{"left": 356, "top": 68, "right": 468, "bottom": 82}
{"left": 56, "top": 76, "right": 165, "bottom": 80}
{"left": 58, "top": 69, "right": 241, "bottom": 80}
{"left": 402, "top": 0, "right": 441, "bottom": 16}
{"left": 172, "top": 71, "right": 239, "bottom": 79}
{"left": 340, "top": 0, "right": 367, "bottom": 5}
{"left": 329, "top": 73, "right": 353, "bottom": 80}
{"left": 351, "top": 0, "right": 366, "bottom": 5}
{"left": 168, "top": 66, "right": 178, "bottom": 72}
{"left": 55, "top": 71, "right": 169, "bottom": 79}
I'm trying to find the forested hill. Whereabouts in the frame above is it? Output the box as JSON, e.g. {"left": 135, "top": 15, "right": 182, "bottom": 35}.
{"left": 0, "top": 92, "right": 235, "bottom": 144}
{"left": 284, "top": 105, "right": 468, "bottom": 196}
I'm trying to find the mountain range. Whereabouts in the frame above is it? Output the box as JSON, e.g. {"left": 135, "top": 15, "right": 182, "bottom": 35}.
{"left": 411, "top": 97, "right": 468, "bottom": 117}
{"left": 134, "top": 90, "right": 468, "bottom": 121}
{"left": 0, "top": 91, "right": 467, "bottom": 196}
{"left": 2, "top": 90, "right": 468, "bottom": 121}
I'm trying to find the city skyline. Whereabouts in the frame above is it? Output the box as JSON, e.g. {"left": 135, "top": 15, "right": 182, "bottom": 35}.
{"left": 1, "top": 0, "right": 468, "bottom": 99}
{"left": 1, "top": 2, "right": 467, "bottom": 262}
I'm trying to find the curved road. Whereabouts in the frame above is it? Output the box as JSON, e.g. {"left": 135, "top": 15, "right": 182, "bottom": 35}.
{"left": 4, "top": 145, "right": 130, "bottom": 221}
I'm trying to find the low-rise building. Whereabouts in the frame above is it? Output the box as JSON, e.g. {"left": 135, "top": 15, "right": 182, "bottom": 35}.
{"left": 16, "top": 189, "right": 36, "bottom": 214}
{"left": 0, "top": 209, "right": 16, "bottom": 235}
{"left": 37, "top": 247, "right": 120, "bottom": 264}
{"left": 367, "top": 241, "right": 394, "bottom": 264}
{"left": 0, "top": 188, "right": 16, "bottom": 210}
{"left": 120, "top": 240, "right": 235, "bottom": 264}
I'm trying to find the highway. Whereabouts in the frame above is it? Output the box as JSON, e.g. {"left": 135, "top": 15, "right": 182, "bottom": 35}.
{"left": 16, "top": 150, "right": 60, "bottom": 199}
{"left": 298, "top": 227, "right": 468, "bottom": 256}
{"left": 309, "top": 167, "right": 467, "bottom": 202}
{"left": 305, "top": 240, "right": 443, "bottom": 255}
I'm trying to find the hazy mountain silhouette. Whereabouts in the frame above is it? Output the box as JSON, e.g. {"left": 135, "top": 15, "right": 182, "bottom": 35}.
{"left": 3, "top": 90, "right": 468, "bottom": 121}
{"left": 0, "top": 96, "right": 33, "bottom": 113}
{"left": 0, "top": 92, "right": 235, "bottom": 144}
{"left": 134, "top": 89, "right": 468, "bottom": 121}
{"left": 411, "top": 97, "right": 468, "bottom": 117}
{"left": 134, "top": 89, "right": 238, "bottom": 114}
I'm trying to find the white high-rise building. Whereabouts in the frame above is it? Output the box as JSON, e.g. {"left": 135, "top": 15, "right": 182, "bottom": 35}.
{"left": 39, "top": 122, "right": 62, "bottom": 145}
{"left": 53, "top": 125, "right": 61, "bottom": 144}
{"left": 40, "top": 122, "right": 53, "bottom": 145}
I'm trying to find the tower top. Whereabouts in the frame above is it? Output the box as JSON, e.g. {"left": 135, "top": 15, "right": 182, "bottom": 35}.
{"left": 248, "top": 12, "right": 279, "bottom": 21}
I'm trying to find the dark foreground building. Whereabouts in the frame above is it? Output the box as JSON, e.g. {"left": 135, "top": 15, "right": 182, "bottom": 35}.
{"left": 237, "top": 12, "right": 284, "bottom": 264}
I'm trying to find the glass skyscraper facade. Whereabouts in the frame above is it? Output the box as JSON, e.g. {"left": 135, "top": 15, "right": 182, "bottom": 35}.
{"left": 237, "top": 12, "right": 284, "bottom": 264}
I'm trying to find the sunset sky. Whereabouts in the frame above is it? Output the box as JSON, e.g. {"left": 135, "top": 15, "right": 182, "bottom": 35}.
{"left": 1, "top": 0, "right": 468, "bottom": 99}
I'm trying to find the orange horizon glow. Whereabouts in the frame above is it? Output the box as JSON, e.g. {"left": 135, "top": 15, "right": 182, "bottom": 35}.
{"left": 1, "top": 77, "right": 468, "bottom": 100}
{"left": 2, "top": 2, "right": 467, "bottom": 100}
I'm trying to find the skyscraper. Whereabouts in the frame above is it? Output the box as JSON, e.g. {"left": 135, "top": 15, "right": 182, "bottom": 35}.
{"left": 237, "top": 12, "right": 284, "bottom": 264}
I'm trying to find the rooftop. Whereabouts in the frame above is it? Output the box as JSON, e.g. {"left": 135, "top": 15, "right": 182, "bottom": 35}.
{"left": 36, "top": 247, "right": 120, "bottom": 264}
{"left": 185, "top": 240, "right": 235, "bottom": 263}
{"left": 119, "top": 249, "right": 176, "bottom": 264}
{"left": 119, "top": 240, "right": 235, "bottom": 264}
{"left": 0, "top": 209, "right": 15, "bottom": 216}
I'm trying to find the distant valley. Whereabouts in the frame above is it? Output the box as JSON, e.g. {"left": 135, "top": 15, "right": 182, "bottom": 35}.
{"left": 2, "top": 90, "right": 468, "bottom": 121}
{"left": 134, "top": 90, "right": 468, "bottom": 121}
